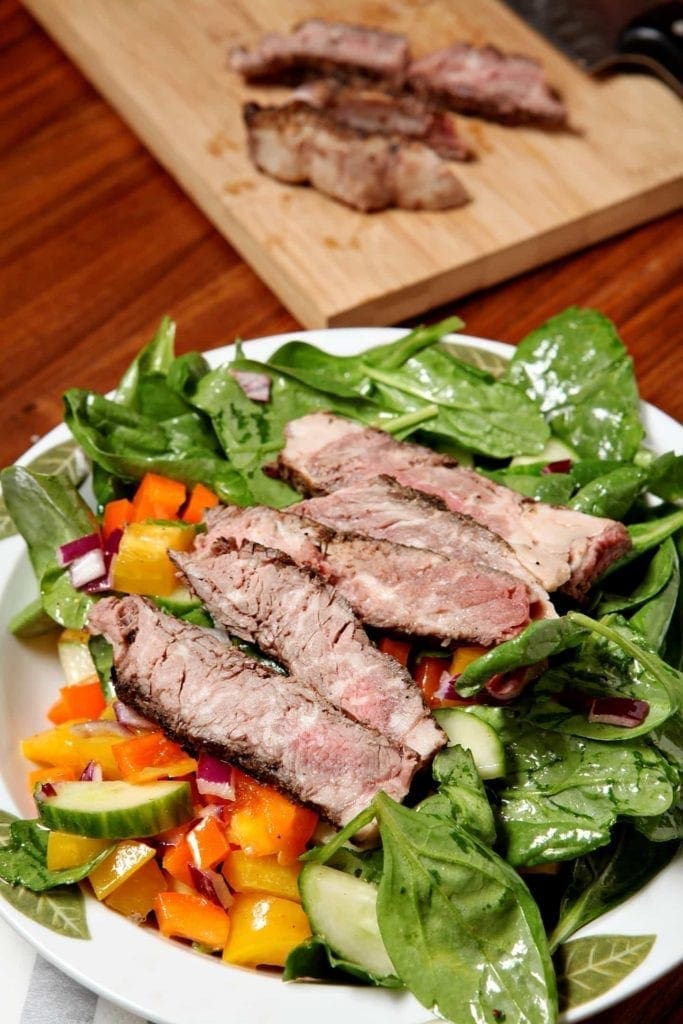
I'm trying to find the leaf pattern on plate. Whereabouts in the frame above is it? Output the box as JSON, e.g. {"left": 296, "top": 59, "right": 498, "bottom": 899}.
{"left": 555, "top": 933, "right": 656, "bottom": 1010}
{"left": 0, "top": 441, "right": 89, "bottom": 541}
{"left": 442, "top": 341, "right": 509, "bottom": 377}
{"left": 0, "top": 809, "right": 89, "bottom": 939}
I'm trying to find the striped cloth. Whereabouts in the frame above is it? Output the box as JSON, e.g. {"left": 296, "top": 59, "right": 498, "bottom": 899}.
{"left": 0, "top": 915, "right": 146, "bottom": 1024}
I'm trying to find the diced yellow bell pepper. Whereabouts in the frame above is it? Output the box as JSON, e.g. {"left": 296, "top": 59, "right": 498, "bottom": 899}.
{"left": 104, "top": 857, "right": 167, "bottom": 919}
{"left": 450, "top": 644, "right": 488, "bottom": 675}
{"left": 88, "top": 840, "right": 156, "bottom": 900}
{"left": 21, "top": 722, "right": 125, "bottom": 779}
{"left": 46, "top": 831, "right": 113, "bottom": 871}
{"left": 222, "top": 893, "right": 311, "bottom": 968}
{"left": 222, "top": 851, "right": 302, "bottom": 902}
{"left": 111, "top": 521, "right": 196, "bottom": 597}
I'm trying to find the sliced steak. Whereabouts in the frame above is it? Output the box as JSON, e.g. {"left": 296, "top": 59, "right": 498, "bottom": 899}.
{"left": 293, "top": 80, "right": 474, "bottom": 161}
{"left": 230, "top": 19, "right": 410, "bottom": 85}
{"left": 243, "top": 101, "right": 470, "bottom": 212}
{"left": 407, "top": 43, "right": 567, "bottom": 128}
{"left": 87, "top": 596, "right": 417, "bottom": 828}
{"left": 171, "top": 539, "right": 445, "bottom": 763}
{"left": 197, "top": 504, "right": 534, "bottom": 644}
{"left": 294, "top": 475, "right": 555, "bottom": 620}
{"left": 277, "top": 413, "right": 631, "bottom": 599}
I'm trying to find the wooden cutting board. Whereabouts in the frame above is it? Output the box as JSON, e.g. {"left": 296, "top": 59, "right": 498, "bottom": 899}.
{"left": 23, "top": 0, "right": 683, "bottom": 328}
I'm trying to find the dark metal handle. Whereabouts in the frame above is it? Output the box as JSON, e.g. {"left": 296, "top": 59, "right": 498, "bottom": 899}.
{"left": 616, "top": 1, "right": 683, "bottom": 91}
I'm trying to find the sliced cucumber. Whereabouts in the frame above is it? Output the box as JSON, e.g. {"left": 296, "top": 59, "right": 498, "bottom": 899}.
{"left": 433, "top": 708, "right": 506, "bottom": 779}
{"left": 35, "top": 780, "right": 193, "bottom": 839}
{"left": 509, "top": 437, "right": 577, "bottom": 468}
{"left": 299, "top": 864, "right": 396, "bottom": 980}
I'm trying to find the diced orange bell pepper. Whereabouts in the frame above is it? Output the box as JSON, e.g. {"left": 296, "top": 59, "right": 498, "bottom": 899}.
{"left": 186, "top": 815, "right": 230, "bottom": 871}
{"left": 131, "top": 473, "right": 187, "bottom": 523}
{"left": 378, "top": 635, "right": 412, "bottom": 667}
{"left": 222, "top": 893, "right": 311, "bottom": 968}
{"left": 46, "top": 698, "right": 79, "bottom": 726}
{"left": 59, "top": 678, "right": 106, "bottom": 721}
{"left": 413, "top": 654, "right": 451, "bottom": 708}
{"left": 102, "top": 498, "right": 133, "bottom": 541}
{"left": 88, "top": 840, "right": 156, "bottom": 900}
{"left": 226, "top": 770, "right": 318, "bottom": 864}
{"left": 112, "top": 731, "right": 197, "bottom": 784}
{"left": 22, "top": 722, "right": 125, "bottom": 780}
{"left": 162, "top": 834, "right": 195, "bottom": 888}
{"left": 46, "top": 831, "right": 112, "bottom": 871}
{"left": 154, "top": 891, "right": 230, "bottom": 950}
{"left": 222, "top": 850, "right": 301, "bottom": 902}
{"left": 104, "top": 856, "right": 167, "bottom": 919}
{"left": 182, "top": 483, "right": 219, "bottom": 525}
{"left": 111, "top": 521, "right": 196, "bottom": 597}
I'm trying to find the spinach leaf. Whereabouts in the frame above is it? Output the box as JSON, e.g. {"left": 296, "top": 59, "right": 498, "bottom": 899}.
{"left": 486, "top": 469, "right": 575, "bottom": 505}
{"left": 629, "top": 542, "right": 680, "bottom": 652}
{"left": 548, "top": 826, "right": 679, "bottom": 951}
{"left": 456, "top": 617, "right": 587, "bottom": 697}
{"left": 498, "top": 716, "right": 677, "bottom": 865}
{"left": 0, "top": 818, "right": 112, "bottom": 892}
{"left": 554, "top": 934, "right": 655, "bottom": 1011}
{"left": 597, "top": 537, "right": 677, "bottom": 616}
{"left": 504, "top": 308, "right": 643, "bottom": 460}
{"left": 633, "top": 798, "right": 683, "bottom": 842}
{"left": 605, "top": 508, "right": 683, "bottom": 576}
{"left": 645, "top": 450, "right": 683, "bottom": 503}
{"left": 419, "top": 745, "right": 496, "bottom": 846}
{"left": 569, "top": 465, "right": 647, "bottom": 519}
{"left": 0, "top": 467, "right": 98, "bottom": 629}
{"left": 374, "top": 791, "right": 557, "bottom": 1024}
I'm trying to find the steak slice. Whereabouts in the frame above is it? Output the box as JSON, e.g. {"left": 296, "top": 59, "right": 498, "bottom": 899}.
{"left": 87, "top": 596, "right": 417, "bottom": 828}
{"left": 230, "top": 19, "right": 410, "bottom": 85}
{"left": 197, "top": 504, "right": 534, "bottom": 644}
{"left": 407, "top": 43, "right": 567, "bottom": 128}
{"left": 293, "top": 80, "right": 474, "bottom": 161}
{"left": 277, "top": 413, "right": 631, "bottom": 599}
{"left": 171, "top": 539, "right": 445, "bottom": 763}
{"left": 294, "top": 475, "right": 555, "bottom": 620}
{"left": 243, "top": 101, "right": 470, "bottom": 212}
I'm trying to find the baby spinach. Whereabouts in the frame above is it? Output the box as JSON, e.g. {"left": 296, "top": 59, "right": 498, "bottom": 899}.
{"left": 504, "top": 307, "right": 643, "bottom": 460}
{"left": 569, "top": 465, "right": 647, "bottom": 519}
{"left": 549, "top": 826, "right": 679, "bottom": 951}
{"left": 596, "top": 537, "right": 677, "bottom": 617}
{"left": 0, "top": 816, "right": 112, "bottom": 892}
{"left": 419, "top": 745, "right": 497, "bottom": 846}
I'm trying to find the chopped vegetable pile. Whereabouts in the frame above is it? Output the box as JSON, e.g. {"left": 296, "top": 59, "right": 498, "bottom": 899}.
{"left": 0, "top": 308, "right": 681, "bottom": 1024}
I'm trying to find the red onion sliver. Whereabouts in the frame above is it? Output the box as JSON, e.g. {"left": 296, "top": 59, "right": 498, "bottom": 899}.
{"left": 58, "top": 532, "right": 102, "bottom": 567}
{"left": 69, "top": 720, "right": 131, "bottom": 738}
{"left": 68, "top": 548, "right": 106, "bottom": 589}
{"left": 113, "top": 700, "right": 158, "bottom": 732}
{"left": 80, "top": 760, "right": 103, "bottom": 782}
{"left": 229, "top": 369, "right": 271, "bottom": 403}
{"left": 588, "top": 696, "right": 649, "bottom": 728}
{"left": 541, "top": 459, "right": 573, "bottom": 475}
{"left": 196, "top": 754, "right": 236, "bottom": 801}
{"left": 188, "top": 865, "right": 234, "bottom": 910}
{"left": 38, "top": 782, "right": 57, "bottom": 798}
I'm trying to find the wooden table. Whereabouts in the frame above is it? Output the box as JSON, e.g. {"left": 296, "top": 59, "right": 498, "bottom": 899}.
{"left": 1, "top": 2, "right": 682, "bottom": 1021}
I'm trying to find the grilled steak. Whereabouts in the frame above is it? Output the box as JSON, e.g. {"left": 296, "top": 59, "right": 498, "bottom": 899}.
{"left": 292, "top": 80, "right": 474, "bottom": 161}
{"left": 230, "top": 19, "right": 410, "bottom": 85}
{"left": 244, "top": 101, "right": 470, "bottom": 212}
{"left": 87, "top": 595, "right": 418, "bottom": 827}
{"left": 196, "top": 504, "right": 534, "bottom": 644}
{"left": 277, "top": 413, "right": 631, "bottom": 599}
{"left": 407, "top": 43, "right": 567, "bottom": 128}
{"left": 294, "top": 475, "right": 555, "bottom": 620}
{"left": 171, "top": 539, "right": 445, "bottom": 763}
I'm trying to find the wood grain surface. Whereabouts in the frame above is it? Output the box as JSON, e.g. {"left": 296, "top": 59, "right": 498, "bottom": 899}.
{"left": 1, "top": 1, "right": 682, "bottom": 1021}
{"left": 20, "top": 0, "right": 683, "bottom": 327}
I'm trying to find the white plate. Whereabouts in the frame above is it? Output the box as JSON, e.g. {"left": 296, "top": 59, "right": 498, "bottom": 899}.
{"left": 0, "top": 329, "right": 681, "bottom": 1024}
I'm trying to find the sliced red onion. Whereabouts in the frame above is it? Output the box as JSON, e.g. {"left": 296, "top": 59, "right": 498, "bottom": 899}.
{"left": 434, "top": 672, "right": 484, "bottom": 706}
{"left": 541, "top": 459, "right": 573, "bottom": 475}
{"left": 588, "top": 696, "right": 649, "bottom": 728}
{"left": 58, "top": 532, "right": 102, "bottom": 567}
{"left": 68, "top": 548, "right": 106, "bottom": 589}
{"left": 229, "top": 369, "right": 271, "bottom": 403}
{"left": 485, "top": 668, "right": 531, "bottom": 701}
{"left": 196, "top": 754, "right": 236, "bottom": 801}
{"left": 69, "top": 720, "right": 131, "bottom": 738}
{"left": 103, "top": 528, "right": 123, "bottom": 565}
{"left": 82, "top": 570, "right": 113, "bottom": 594}
{"left": 197, "top": 803, "right": 228, "bottom": 822}
{"left": 556, "top": 688, "right": 595, "bottom": 713}
{"left": 38, "top": 782, "right": 57, "bottom": 798}
{"left": 80, "top": 760, "right": 103, "bottom": 782}
{"left": 188, "top": 865, "right": 234, "bottom": 910}
{"left": 113, "top": 700, "right": 158, "bottom": 732}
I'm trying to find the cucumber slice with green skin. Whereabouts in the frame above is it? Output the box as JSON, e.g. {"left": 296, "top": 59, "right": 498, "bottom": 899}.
{"left": 433, "top": 708, "right": 506, "bottom": 779}
{"left": 509, "top": 437, "right": 577, "bottom": 468}
{"left": 299, "top": 864, "right": 396, "bottom": 981}
{"left": 35, "top": 780, "right": 193, "bottom": 839}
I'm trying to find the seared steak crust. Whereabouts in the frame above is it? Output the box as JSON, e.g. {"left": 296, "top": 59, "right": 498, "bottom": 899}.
{"left": 277, "top": 413, "right": 631, "bottom": 598}
{"left": 171, "top": 539, "right": 445, "bottom": 763}
{"left": 198, "top": 504, "right": 534, "bottom": 644}
{"left": 407, "top": 43, "right": 567, "bottom": 127}
{"left": 87, "top": 596, "right": 417, "bottom": 827}
{"left": 243, "top": 101, "right": 470, "bottom": 212}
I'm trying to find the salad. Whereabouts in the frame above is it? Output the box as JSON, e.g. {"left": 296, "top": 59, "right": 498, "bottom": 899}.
{"left": 0, "top": 308, "right": 681, "bottom": 1024}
